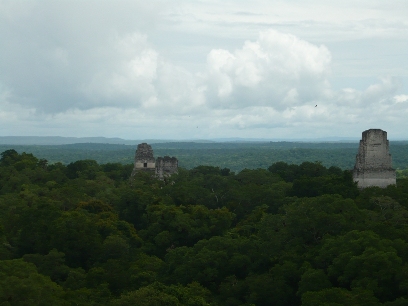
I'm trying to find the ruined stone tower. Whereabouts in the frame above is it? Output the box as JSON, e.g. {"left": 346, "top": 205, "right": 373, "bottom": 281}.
{"left": 131, "top": 143, "right": 156, "bottom": 176}
{"left": 353, "top": 129, "right": 396, "bottom": 188}
{"left": 131, "top": 143, "right": 178, "bottom": 179}
{"left": 156, "top": 156, "right": 179, "bottom": 180}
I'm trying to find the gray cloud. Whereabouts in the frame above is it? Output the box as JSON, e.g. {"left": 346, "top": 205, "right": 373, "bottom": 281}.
{"left": 0, "top": 0, "right": 163, "bottom": 112}
{"left": 0, "top": 0, "right": 407, "bottom": 139}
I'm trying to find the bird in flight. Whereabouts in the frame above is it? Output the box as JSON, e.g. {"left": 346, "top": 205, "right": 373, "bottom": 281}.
{"left": 315, "top": 105, "right": 317, "bottom": 107}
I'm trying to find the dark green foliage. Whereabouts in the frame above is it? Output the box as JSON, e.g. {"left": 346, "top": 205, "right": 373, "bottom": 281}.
{"left": 297, "top": 266, "right": 332, "bottom": 296}
{"left": 291, "top": 171, "right": 359, "bottom": 198}
{"left": 23, "top": 249, "right": 70, "bottom": 284}
{"left": 0, "top": 259, "right": 69, "bottom": 305}
{"left": 109, "top": 281, "right": 213, "bottom": 306}
{"left": 66, "top": 159, "right": 101, "bottom": 179}
{"left": 302, "top": 287, "right": 381, "bottom": 306}
{"left": 1, "top": 148, "right": 408, "bottom": 305}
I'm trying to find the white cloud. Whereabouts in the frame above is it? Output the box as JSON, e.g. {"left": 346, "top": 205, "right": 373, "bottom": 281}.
{"left": 334, "top": 77, "right": 400, "bottom": 109}
{"left": 394, "top": 94, "right": 408, "bottom": 103}
{"left": 78, "top": 32, "right": 209, "bottom": 116}
{"left": 205, "top": 29, "right": 332, "bottom": 110}
{"left": 83, "top": 33, "right": 159, "bottom": 106}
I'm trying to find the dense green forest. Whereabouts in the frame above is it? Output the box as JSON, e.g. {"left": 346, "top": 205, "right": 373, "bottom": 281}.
{"left": 2, "top": 149, "right": 408, "bottom": 305}
{"left": 2, "top": 141, "right": 408, "bottom": 175}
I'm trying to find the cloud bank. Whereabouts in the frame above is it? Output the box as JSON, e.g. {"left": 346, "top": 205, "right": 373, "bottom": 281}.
{"left": 0, "top": 0, "right": 407, "bottom": 139}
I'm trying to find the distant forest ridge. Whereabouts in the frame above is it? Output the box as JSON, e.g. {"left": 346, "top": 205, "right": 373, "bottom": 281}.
{"left": 1, "top": 141, "right": 408, "bottom": 173}
{"left": 2, "top": 135, "right": 408, "bottom": 146}
{"left": 0, "top": 135, "right": 374, "bottom": 145}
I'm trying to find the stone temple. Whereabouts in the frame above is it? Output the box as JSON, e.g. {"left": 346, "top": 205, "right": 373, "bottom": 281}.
{"left": 132, "top": 143, "right": 156, "bottom": 174}
{"left": 353, "top": 129, "right": 396, "bottom": 188}
{"left": 155, "top": 156, "right": 179, "bottom": 180}
{"left": 131, "top": 143, "right": 178, "bottom": 179}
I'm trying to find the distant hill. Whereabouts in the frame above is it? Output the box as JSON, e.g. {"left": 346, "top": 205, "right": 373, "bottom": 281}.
{"left": 0, "top": 136, "right": 364, "bottom": 146}
{"left": 0, "top": 136, "right": 223, "bottom": 145}
{"left": 0, "top": 136, "right": 191, "bottom": 145}
{"left": 0, "top": 136, "right": 129, "bottom": 145}
{"left": 3, "top": 136, "right": 408, "bottom": 146}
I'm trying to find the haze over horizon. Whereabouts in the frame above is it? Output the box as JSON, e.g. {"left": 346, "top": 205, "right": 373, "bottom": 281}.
{"left": 1, "top": 0, "right": 407, "bottom": 140}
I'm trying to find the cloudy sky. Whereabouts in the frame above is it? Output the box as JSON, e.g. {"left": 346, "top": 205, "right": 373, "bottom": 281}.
{"left": 1, "top": 0, "right": 408, "bottom": 140}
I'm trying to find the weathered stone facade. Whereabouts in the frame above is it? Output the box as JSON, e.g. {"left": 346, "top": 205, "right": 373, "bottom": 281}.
{"left": 131, "top": 143, "right": 156, "bottom": 176}
{"left": 131, "top": 143, "right": 178, "bottom": 179}
{"left": 156, "top": 156, "right": 179, "bottom": 180}
{"left": 353, "top": 129, "right": 396, "bottom": 188}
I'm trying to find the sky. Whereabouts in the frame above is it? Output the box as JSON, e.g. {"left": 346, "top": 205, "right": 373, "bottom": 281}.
{"left": 1, "top": 0, "right": 408, "bottom": 140}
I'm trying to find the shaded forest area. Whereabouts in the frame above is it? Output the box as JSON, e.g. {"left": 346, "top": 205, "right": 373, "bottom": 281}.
{"left": 1, "top": 141, "right": 408, "bottom": 175}
{"left": 2, "top": 149, "right": 408, "bottom": 305}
